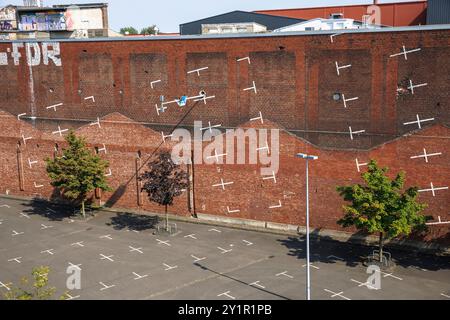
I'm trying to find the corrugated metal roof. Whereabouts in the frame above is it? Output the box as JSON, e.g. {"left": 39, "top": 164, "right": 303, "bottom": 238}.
{"left": 1, "top": 24, "right": 450, "bottom": 43}
{"left": 427, "top": 0, "right": 450, "bottom": 24}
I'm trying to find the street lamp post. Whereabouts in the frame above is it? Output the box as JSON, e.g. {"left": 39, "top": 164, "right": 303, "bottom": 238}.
{"left": 296, "top": 152, "right": 318, "bottom": 300}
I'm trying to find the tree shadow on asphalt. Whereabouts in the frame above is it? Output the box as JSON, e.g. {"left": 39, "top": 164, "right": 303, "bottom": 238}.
{"left": 106, "top": 212, "right": 159, "bottom": 231}
{"left": 20, "top": 198, "right": 76, "bottom": 222}
{"left": 278, "top": 230, "right": 450, "bottom": 272}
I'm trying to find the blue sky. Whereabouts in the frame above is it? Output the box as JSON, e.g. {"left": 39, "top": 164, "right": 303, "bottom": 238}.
{"left": 2, "top": 0, "right": 419, "bottom": 32}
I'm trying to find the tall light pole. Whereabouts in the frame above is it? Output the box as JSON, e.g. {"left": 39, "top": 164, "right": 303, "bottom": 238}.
{"left": 296, "top": 152, "right": 318, "bottom": 300}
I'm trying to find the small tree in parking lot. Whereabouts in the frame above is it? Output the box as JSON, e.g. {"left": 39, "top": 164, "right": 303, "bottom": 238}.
{"left": 336, "top": 160, "right": 428, "bottom": 262}
{"left": 139, "top": 151, "right": 188, "bottom": 231}
{"left": 46, "top": 131, "right": 111, "bottom": 218}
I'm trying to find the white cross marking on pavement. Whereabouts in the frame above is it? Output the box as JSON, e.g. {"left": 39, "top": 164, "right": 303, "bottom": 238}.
{"left": 8, "top": 257, "right": 22, "bottom": 263}
{"left": 242, "top": 240, "right": 253, "bottom": 246}
{"left": 351, "top": 278, "right": 380, "bottom": 290}
{"left": 99, "top": 254, "right": 114, "bottom": 262}
{"left": 191, "top": 254, "right": 206, "bottom": 262}
{"left": 249, "top": 281, "right": 265, "bottom": 289}
{"left": 66, "top": 293, "right": 81, "bottom": 300}
{"left": 217, "top": 246, "right": 232, "bottom": 254}
{"left": 302, "top": 263, "right": 320, "bottom": 270}
{"left": 100, "top": 234, "right": 113, "bottom": 240}
{"left": 129, "top": 246, "right": 144, "bottom": 254}
{"left": 19, "top": 212, "right": 30, "bottom": 219}
{"left": 40, "top": 249, "right": 54, "bottom": 255}
{"left": 156, "top": 239, "right": 171, "bottom": 246}
{"left": 218, "top": 291, "right": 235, "bottom": 299}
{"left": 324, "top": 289, "right": 351, "bottom": 300}
{"left": 0, "top": 281, "right": 11, "bottom": 291}
{"left": 11, "top": 230, "right": 24, "bottom": 236}
{"left": 99, "top": 281, "right": 115, "bottom": 291}
{"left": 276, "top": 271, "right": 293, "bottom": 279}
{"left": 163, "top": 263, "right": 178, "bottom": 271}
{"left": 132, "top": 272, "right": 149, "bottom": 280}
{"left": 71, "top": 241, "right": 84, "bottom": 247}
{"left": 68, "top": 262, "right": 82, "bottom": 270}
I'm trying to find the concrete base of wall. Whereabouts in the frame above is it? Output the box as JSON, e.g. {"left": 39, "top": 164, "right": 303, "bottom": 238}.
{"left": 1, "top": 194, "right": 448, "bottom": 256}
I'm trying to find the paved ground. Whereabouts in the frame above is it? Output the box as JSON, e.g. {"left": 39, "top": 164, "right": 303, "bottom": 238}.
{"left": 0, "top": 197, "right": 449, "bottom": 300}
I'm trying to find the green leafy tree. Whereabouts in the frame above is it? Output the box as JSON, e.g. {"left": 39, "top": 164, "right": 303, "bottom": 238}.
{"left": 140, "top": 25, "right": 158, "bottom": 35}
{"left": 139, "top": 151, "right": 188, "bottom": 231}
{"left": 3, "top": 266, "right": 69, "bottom": 300}
{"left": 120, "top": 26, "right": 138, "bottom": 35}
{"left": 336, "top": 160, "right": 428, "bottom": 262}
{"left": 46, "top": 131, "right": 111, "bottom": 218}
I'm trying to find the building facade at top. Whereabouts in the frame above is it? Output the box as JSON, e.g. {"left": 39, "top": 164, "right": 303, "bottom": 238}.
{"left": 181, "top": 1, "right": 450, "bottom": 35}
{"left": 0, "top": 2, "right": 110, "bottom": 40}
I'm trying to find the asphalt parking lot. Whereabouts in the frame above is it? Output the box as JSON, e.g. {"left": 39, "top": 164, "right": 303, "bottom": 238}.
{"left": 0, "top": 197, "right": 449, "bottom": 300}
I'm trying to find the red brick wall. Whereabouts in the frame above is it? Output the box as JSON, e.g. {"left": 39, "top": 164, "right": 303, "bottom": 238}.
{"left": 0, "top": 30, "right": 448, "bottom": 243}
{"left": 0, "top": 110, "right": 448, "bottom": 243}
{"left": 0, "top": 29, "right": 448, "bottom": 150}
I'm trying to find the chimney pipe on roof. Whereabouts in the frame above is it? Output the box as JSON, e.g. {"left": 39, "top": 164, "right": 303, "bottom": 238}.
{"left": 373, "top": 0, "right": 378, "bottom": 4}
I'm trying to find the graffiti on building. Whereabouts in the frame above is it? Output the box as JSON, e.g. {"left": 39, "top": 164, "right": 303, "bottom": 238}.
{"left": 0, "top": 6, "right": 16, "bottom": 21}
{"left": 20, "top": 12, "right": 67, "bottom": 31}
{"left": 0, "top": 21, "right": 14, "bottom": 31}
{"left": 0, "top": 42, "right": 62, "bottom": 67}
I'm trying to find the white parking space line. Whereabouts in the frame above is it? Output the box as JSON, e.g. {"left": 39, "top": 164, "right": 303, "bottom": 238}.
{"left": 184, "top": 234, "right": 197, "bottom": 239}
{"left": 0, "top": 281, "right": 11, "bottom": 291}
{"left": 99, "top": 254, "right": 114, "bottom": 262}
{"left": 163, "top": 263, "right": 178, "bottom": 271}
{"left": 276, "top": 271, "right": 293, "bottom": 279}
{"left": 66, "top": 293, "right": 80, "bottom": 300}
{"left": 129, "top": 246, "right": 144, "bottom": 254}
{"left": 208, "top": 228, "right": 221, "bottom": 233}
{"left": 68, "top": 262, "right": 82, "bottom": 270}
{"left": 351, "top": 278, "right": 380, "bottom": 290}
{"left": 11, "top": 230, "right": 24, "bottom": 236}
{"left": 40, "top": 224, "right": 53, "bottom": 230}
{"left": 217, "top": 246, "right": 232, "bottom": 254}
{"left": 302, "top": 263, "right": 320, "bottom": 270}
{"left": 0, "top": 219, "right": 3, "bottom": 224}
{"left": 40, "top": 249, "right": 55, "bottom": 255}
{"left": 440, "top": 293, "right": 450, "bottom": 299}
{"left": 324, "top": 289, "right": 351, "bottom": 300}
{"left": 218, "top": 291, "right": 235, "bottom": 299}
{"left": 7, "top": 257, "right": 22, "bottom": 263}
{"left": 132, "top": 272, "right": 149, "bottom": 280}
{"left": 0, "top": 205, "right": 10, "bottom": 208}
{"left": 242, "top": 240, "right": 253, "bottom": 246}
{"left": 376, "top": 270, "right": 403, "bottom": 281}
{"left": 156, "top": 239, "right": 171, "bottom": 246}
{"left": 327, "top": 255, "right": 344, "bottom": 261}
{"left": 99, "top": 234, "right": 113, "bottom": 240}
{"left": 19, "top": 212, "right": 30, "bottom": 219}
{"left": 191, "top": 254, "right": 206, "bottom": 262}
{"left": 99, "top": 281, "right": 116, "bottom": 291}
{"left": 249, "top": 281, "right": 265, "bottom": 289}
{"left": 71, "top": 241, "right": 85, "bottom": 247}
